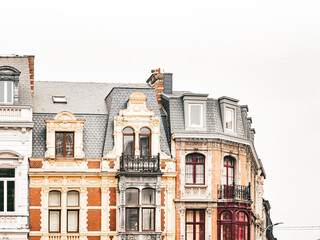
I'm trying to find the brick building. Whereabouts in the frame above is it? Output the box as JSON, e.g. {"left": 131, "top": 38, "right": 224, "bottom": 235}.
{"left": 0, "top": 56, "right": 34, "bottom": 240}
{"left": 28, "top": 63, "right": 272, "bottom": 240}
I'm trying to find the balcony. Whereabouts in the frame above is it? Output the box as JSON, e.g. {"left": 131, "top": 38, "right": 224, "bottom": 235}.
{"left": 120, "top": 154, "right": 160, "bottom": 172}
{"left": 217, "top": 182, "right": 251, "bottom": 201}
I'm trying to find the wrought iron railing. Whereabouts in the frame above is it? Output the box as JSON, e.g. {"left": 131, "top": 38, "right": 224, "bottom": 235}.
{"left": 120, "top": 153, "right": 160, "bottom": 172}
{"left": 217, "top": 182, "right": 251, "bottom": 201}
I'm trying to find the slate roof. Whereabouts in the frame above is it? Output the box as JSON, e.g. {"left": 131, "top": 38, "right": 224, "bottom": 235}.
{"left": 32, "top": 81, "right": 171, "bottom": 157}
{"left": 0, "top": 57, "right": 32, "bottom": 106}
{"left": 162, "top": 91, "right": 247, "bottom": 139}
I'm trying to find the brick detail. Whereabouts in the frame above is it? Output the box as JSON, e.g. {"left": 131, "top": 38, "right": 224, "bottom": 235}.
{"left": 30, "top": 188, "right": 41, "bottom": 206}
{"left": 29, "top": 160, "right": 43, "bottom": 168}
{"left": 160, "top": 161, "right": 166, "bottom": 169}
{"left": 161, "top": 209, "right": 165, "bottom": 231}
{"left": 87, "top": 209, "right": 101, "bottom": 231}
{"left": 176, "top": 149, "right": 181, "bottom": 198}
{"left": 87, "top": 188, "right": 101, "bottom": 206}
{"left": 109, "top": 187, "right": 116, "bottom": 206}
{"left": 88, "top": 161, "right": 100, "bottom": 169}
{"left": 28, "top": 56, "right": 34, "bottom": 92}
{"left": 30, "top": 209, "right": 41, "bottom": 231}
{"left": 29, "top": 237, "right": 41, "bottom": 240}
{"left": 109, "top": 208, "right": 117, "bottom": 231}
{"left": 176, "top": 208, "right": 180, "bottom": 240}
{"left": 161, "top": 188, "right": 165, "bottom": 206}
{"left": 109, "top": 160, "right": 115, "bottom": 169}
{"left": 87, "top": 237, "right": 101, "bottom": 240}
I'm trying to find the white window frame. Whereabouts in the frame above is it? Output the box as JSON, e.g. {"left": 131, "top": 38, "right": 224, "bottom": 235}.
{"left": 0, "top": 81, "right": 14, "bottom": 104}
{"left": 0, "top": 169, "right": 15, "bottom": 213}
{"left": 188, "top": 104, "right": 204, "bottom": 128}
{"left": 225, "top": 107, "right": 235, "bottom": 132}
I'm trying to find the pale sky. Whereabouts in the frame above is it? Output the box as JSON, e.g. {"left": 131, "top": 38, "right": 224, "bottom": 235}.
{"left": 2, "top": 0, "right": 320, "bottom": 239}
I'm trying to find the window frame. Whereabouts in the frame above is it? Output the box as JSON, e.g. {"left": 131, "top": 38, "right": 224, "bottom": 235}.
{"left": 123, "top": 127, "right": 135, "bottom": 156}
{"left": 0, "top": 168, "right": 15, "bottom": 212}
{"left": 48, "top": 190, "right": 62, "bottom": 233}
{"left": 67, "top": 190, "right": 80, "bottom": 233}
{"left": 185, "top": 209, "right": 205, "bottom": 240}
{"left": 139, "top": 127, "right": 151, "bottom": 156}
{"left": 125, "top": 207, "right": 140, "bottom": 232}
{"left": 223, "top": 156, "right": 234, "bottom": 186}
{"left": 224, "top": 107, "right": 235, "bottom": 132}
{"left": 188, "top": 103, "right": 204, "bottom": 128}
{"left": 55, "top": 132, "right": 74, "bottom": 158}
{"left": 49, "top": 210, "right": 61, "bottom": 233}
{"left": 0, "top": 81, "right": 14, "bottom": 104}
{"left": 185, "top": 153, "right": 205, "bottom": 185}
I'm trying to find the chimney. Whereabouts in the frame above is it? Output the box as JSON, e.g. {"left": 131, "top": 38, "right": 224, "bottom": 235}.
{"left": 27, "top": 56, "right": 35, "bottom": 94}
{"left": 146, "top": 68, "right": 172, "bottom": 107}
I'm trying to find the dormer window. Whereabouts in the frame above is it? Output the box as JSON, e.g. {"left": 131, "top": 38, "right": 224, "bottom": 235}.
{"left": 123, "top": 127, "right": 135, "bottom": 156}
{"left": 140, "top": 127, "right": 151, "bottom": 156}
{"left": 0, "top": 81, "right": 13, "bottom": 104}
{"left": 225, "top": 107, "right": 235, "bottom": 131}
{"left": 189, "top": 104, "right": 203, "bottom": 127}
{"left": 56, "top": 132, "right": 74, "bottom": 157}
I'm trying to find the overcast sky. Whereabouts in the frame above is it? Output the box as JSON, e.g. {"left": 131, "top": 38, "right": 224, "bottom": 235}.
{"left": 2, "top": 0, "right": 320, "bottom": 239}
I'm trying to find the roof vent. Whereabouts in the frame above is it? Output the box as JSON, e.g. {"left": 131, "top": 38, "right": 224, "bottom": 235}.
{"left": 52, "top": 96, "right": 67, "bottom": 103}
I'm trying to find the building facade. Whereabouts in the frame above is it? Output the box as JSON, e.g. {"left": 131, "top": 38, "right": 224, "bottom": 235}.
{"left": 0, "top": 56, "right": 34, "bottom": 240}
{"left": 28, "top": 64, "right": 273, "bottom": 240}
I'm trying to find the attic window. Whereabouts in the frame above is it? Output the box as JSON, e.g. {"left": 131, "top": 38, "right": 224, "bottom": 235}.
{"left": 52, "top": 96, "right": 67, "bottom": 103}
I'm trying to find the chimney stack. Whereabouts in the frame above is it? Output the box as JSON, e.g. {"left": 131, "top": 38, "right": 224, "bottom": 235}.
{"left": 27, "top": 56, "right": 35, "bottom": 94}
{"left": 146, "top": 68, "right": 172, "bottom": 107}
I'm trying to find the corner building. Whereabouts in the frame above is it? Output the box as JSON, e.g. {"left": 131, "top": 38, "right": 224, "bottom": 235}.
{"left": 0, "top": 56, "right": 34, "bottom": 240}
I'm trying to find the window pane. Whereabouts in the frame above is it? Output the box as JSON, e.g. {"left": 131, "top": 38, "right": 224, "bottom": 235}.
{"left": 186, "top": 155, "right": 193, "bottom": 163}
{"left": 7, "top": 181, "right": 14, "bottom": 211}
{"left": 143, "top": 208, "right": 155, "bottom": 231}
{"left": 123, "top": 127, "right": 134, "bottom": 134}
{"left": 186, "top": 165, "right": 194, "bottom": 184}
{"left": 49, "top": 210, "right": 60, "bottom": 232}
{"left": 126, "top": 189, "right": 138, "bottom": 204}
{"left": 225, "top": 108, "right": 234, "bottom": 130}
{"left": 67, "top": 210, "right": 79, "bottom": 232}
{"left": 221, "top": 211, "right": 231, "bottom": 221}
{"left": 65, "top": 133, "right": 74, "bottom": 156}
{"left": 0, "top": 181, "right": 3, "bottom": 211}
{"left": 124, "top": 135, "right": 134, "bottom": 156}
{"left": 68, "top": 191, "right": 79, "bottom": 206}
{"left": 0, "top": 169, "right": 15, "bottom": 178}
{"left": 142, "top": 189, "right": 154, "bottom": 204}
{"left": 186, "top": 224, "right": 194, "bottom": 240}
{"left": 186, "top": 210, "right": 194, "bottom": 222}
{"left": 190, "top": 104, "right": 202, "bottom": 126}
{"left": 0, "top": 81, "right": 4, "bottom": 102}
{"left": 140, "top": 127, "right": 150, "bottom": 134}
{"left": 49, "top": 191, "right": 61, "bottom": 206}
{"left": 221, "top": 224, "right": 232, "bottom": 240}
{"left": 140, "top": 135, "right": 150, "bottom": 156}
{"left": 195, "top": 165, "right": 204, "bottom": 184}
{"left": 56, "top": 133, "right": 63, "bottom": 156}
{"left": 6, "top": 81, "right": 13, "bottom": 103}
{"left": 195, "top": 155, "right": 204, "bottom": 162}
{"left": 126, "top": 208, "right": 138, "bottom": 230}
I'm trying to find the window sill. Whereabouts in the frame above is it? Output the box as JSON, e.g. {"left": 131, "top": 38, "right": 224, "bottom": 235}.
{"left": 185, "top": 184, "right": 207, "bottom": 188}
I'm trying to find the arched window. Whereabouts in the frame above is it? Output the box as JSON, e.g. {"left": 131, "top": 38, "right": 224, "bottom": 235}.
{"left": 123, "top": 127, "right": 135, "bottom": 156}
{"left": 67, "top": 191, "right": 80, "bottom": 232}
{"left": 223, "top": 156, "right": 234, "bottom": 186}
{"left": 185, "top": 153, "right": 205, "bottom": 185}
{"left": 220, "top": 211, "right": 232, "bottom": 240}
{"left": 236, "top": 212, "right": 249, "bottom": 240}
{"left": 139, "top": 127, "right": 151, "bottom": 156}
{"left": 48, "top": 191, "right": 61, "bottom": 233}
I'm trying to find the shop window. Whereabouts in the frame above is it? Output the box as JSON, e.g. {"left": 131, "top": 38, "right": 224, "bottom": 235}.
{"left": 236, "top": 212, "right": 249, "bottom": 240}
{"left": 220, "top": 211, "right": 232, "bottom": 240}
{"left": 185, "top": 154, "right": 205, "bottom": 185}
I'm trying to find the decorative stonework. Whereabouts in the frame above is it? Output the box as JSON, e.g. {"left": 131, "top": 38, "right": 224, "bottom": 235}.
{"left": 45, "top": 112, "right": 85, "bottom": 159}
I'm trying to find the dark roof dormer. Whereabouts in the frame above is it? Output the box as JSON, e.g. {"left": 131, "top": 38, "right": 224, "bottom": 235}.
{"left": 0, "top": 66, "right": 21, "bottom": 105}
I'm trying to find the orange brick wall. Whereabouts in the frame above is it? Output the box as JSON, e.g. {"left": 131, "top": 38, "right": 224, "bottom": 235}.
{"left": 88, "top": 161, "right": 100, "bottom": 169}
{"left": 175, "top": 208, "right": 180, "bottom": 240}
{"left": 161, "top": 209, "right": 165, "bottom": 231}
{"left": 30, "top": 188, "right": 41, "bottom": 206}
{"left": 109, "top": 187, "right": 116, "bottom": 206}
{"left": 87, "top": 209, "right": 101, "bottom": 231}
{"left": 212, "top": 208, "right": 218, "bottom": 240}
{"left": 161, "top": 188, "right": 165, "bottom": 206}
{"left": 109, "top": 208, "right": 117, "bottom": 231}
{"left": 87, "top": 188, "right": 101, "bottom": 206}
{"left": 87, "top": 237, "right": 101, "bottom": 240}
{"left": 30, "top": 209, "right": 41, "bottom": 231}
{"left": 29, "top": 237, "right": 41, "bottom": 240}
{"left": 29, "top": 160, "right": 43, "bottom": 168}
{"left": 176, "top": 150, "right": 181, "bottom": 198}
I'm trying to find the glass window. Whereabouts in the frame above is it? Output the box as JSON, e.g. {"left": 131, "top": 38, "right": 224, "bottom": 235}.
{"left": 186, "top": 210, "right": 205, "bottom": 240}
{"left": 123, "top": 127, "right": 134, "bottom": 156}
{"left": 140, "top": 127, "right": 151, "bottom": 156}
{"left": 225, "top": 108, "right": 235, "bottom": 131}
{"left": 185, "top": 154, "right": 205, "bottom": 185}
{"left": 67, "top": 191, "right": 79, "bottom": 206}
{"left": 67, "top": 210, "right": 79, "bottom": 232}
{"left": 142, "top": 189, "right": 154, "bottom": 205}
{"left": 189, "top": 104, "right": 203, "bottom": 127}
{"left": 126, "top": 208, "right": 139, "bottom": 231}
{"left": 55, "top": 132, "right": 74, "bottom": 157}
{"left": 126, "top": 188, "right": 139, "bottom": 205}
{"left": 0, "top": 81, "right": 13, "bottom": 104}
{"left": 49, "top": 191, "right": 61, "bottom": 207}
{"left": 49, "top": 210, "right": 60, "bottom": 232}
{"left": 0, "top": 169, "right": 15, "bottom": 212}
{"left": 143, "top": 208, "right": 155, "bottom": 231}
{"left": 223, "top": 157, "right": 234, "bottom": 186}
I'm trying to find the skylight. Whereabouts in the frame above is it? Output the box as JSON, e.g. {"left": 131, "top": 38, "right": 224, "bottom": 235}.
{"left": 52, "top": 96, "right": 67, "bottom": 103}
